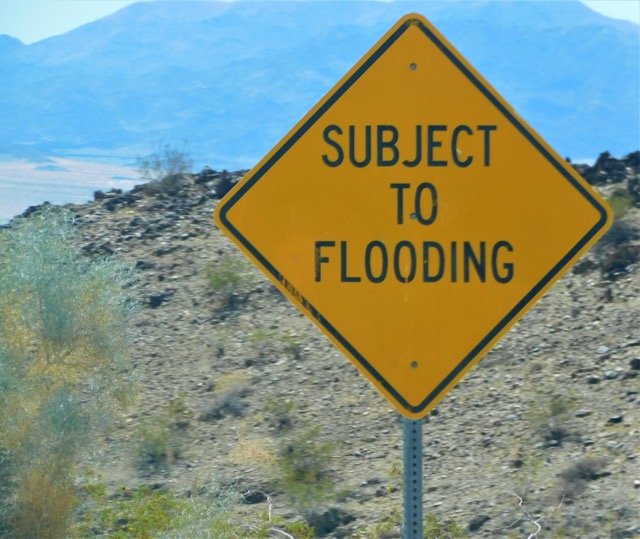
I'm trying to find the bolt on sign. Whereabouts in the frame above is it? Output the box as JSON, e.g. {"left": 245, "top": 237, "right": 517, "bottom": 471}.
{"left": 215, "top": 13, "right": 612, "bottom": 419}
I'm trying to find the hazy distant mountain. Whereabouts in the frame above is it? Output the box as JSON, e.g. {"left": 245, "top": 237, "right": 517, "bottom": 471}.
{"left": 0, "top": 0, "right": 637, "bottom": 169}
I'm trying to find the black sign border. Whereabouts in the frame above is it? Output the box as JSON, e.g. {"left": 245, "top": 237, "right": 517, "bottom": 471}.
{"left": 217, "top": 15, "right": 610, "bottom": 415}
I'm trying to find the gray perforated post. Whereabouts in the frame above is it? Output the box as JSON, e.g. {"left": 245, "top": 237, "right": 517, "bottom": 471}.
{"left": 403, "top": 418, "right": 423, "bottom": 539}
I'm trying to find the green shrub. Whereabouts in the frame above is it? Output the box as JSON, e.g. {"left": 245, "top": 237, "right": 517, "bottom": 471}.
{"left": 281, "top": 519, "right": 315, "bottom": 538}
{"left": 281, "top": 334, "right": 303, "bottom": 359}
{"left": 594, "top": 190, "right": 637, "bottom": 261}
{"left": 557, "top": 456, "right": 608, "bottom": 501}
{"left": 205, "top": 257, "right": 252, "bottom": 307}
{"left": 276, "top": 425, "right": 338, "bottom": 519}
{"left": 74, "top": 477, "right": 309, "bottom": 539}
{"left": 606, "top": 189, "right": 633, "bottom": 219}
{"left": 136, "top": 142, "right": 193, "bottom": 195}
{"left": 200, "top": 387, "right": 246, "bottom": 421}
{"left": 135, "top": 397, "right": 193, "bottom": 471}
{"left": 265, "top": 397, "right": 296, "bottom": 433}
{"left": 353, "top": 510, "right": 466, "bottom": 539}
{"left": 0, "top": 207, "right": 136, "bottom": 537}
{"left": 135, "top": 422, "right": 176, "bottom": 472}
{"left": 526, "top": 393, "right": 575, "bottom": 445}
{"left": 602, "top": 243, "right": 640, "bottom": 279}
{"left": 352, "top": 508, "right": 401, "bottom": 538}
{"left": 424, "top": 512, "right": 468, "bottom": 538}
{"left": 11, "top": 463, "right": 78, "bottom": 539}
{"left": 74, "top": 483, "right": 185, "bottom": 538}
{"left": 200, "top": 373, "right": 250, "bottom": 421}
{"left": 596, "top": 217, "right": 637, "bottom": 251}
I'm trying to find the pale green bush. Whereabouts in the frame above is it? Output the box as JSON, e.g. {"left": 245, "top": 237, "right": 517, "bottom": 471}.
{"left": 0, "top": 207, "right": 137, "bottom": 537}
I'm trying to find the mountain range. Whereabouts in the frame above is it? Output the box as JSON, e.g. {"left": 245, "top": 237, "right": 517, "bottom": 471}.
{"left": 0, "top": 0, "right": 638, "bottom": 170}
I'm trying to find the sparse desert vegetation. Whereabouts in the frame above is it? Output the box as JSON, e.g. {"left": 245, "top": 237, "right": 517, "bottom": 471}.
{"left": 0, "top": 152, "right": 638, "bottom": 537}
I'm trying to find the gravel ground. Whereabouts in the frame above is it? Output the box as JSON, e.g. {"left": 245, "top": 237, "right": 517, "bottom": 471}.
{"left": 44, "top": 153, "right": 640, "bottom": 538}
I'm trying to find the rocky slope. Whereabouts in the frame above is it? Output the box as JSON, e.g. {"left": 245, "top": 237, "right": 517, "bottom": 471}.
{"left": 19, "top": 152, "right": 639, "bottom": 537}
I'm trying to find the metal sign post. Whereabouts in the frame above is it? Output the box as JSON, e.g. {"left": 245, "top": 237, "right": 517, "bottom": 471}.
{"left": 214, "top": 12, "right": 613, "bottom": 536}
{"left": 403, "top": 418, "right": 423, "bottom": 538}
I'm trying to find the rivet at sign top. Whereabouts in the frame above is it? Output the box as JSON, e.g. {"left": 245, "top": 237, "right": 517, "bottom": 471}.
{"left": 409, "top": 62, "right": 417, "bottom": 70}
{"left": 410, "top": 361, "right": 418, "bottom": 368}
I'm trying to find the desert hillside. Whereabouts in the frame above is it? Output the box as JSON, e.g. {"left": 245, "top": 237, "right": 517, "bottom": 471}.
{"left": 8, "top": 151, "right": 640, "bottom": 537}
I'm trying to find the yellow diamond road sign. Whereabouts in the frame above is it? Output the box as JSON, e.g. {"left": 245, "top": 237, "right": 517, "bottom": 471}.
{"left": 214, "top": 14, "right": 613, "bottom": 419}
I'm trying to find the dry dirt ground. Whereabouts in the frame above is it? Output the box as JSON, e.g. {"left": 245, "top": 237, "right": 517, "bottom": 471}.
{"left": 38, "top": 153, "right": 640, "bottom": 538}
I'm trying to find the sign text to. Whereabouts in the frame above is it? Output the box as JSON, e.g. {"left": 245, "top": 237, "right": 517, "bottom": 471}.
{"left": 315, "top": 182, "right": 514, "bottom": 285}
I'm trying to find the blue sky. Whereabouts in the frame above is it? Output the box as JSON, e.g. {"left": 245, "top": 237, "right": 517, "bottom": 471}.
{"left": 0, "top": 0, "right": 638, "bottom": 44}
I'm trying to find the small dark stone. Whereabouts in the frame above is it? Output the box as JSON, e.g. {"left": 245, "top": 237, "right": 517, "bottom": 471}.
{"left": 242, "top": 490, "right": 267, "bottom": 504}
{"left": 572, "top": 258, "right": 598, "bottom": 275}
{"left": 83, "top": 243, "right": 114, "bottom": 256}
{"left": 148, "top": 293, "right": 169, "bottom": 308}
{"left": 630, "top": 357, "right": 640, "bottom": 370}
{"left": 97, "top": 243, "right": 114, "bottom": 255}
{"left": 81, "top": 242, "right": 97, "bottom": 254}
{"left": 607, "top": 415, "right": 623, "bottom": 424}
{"left": 307, "top": 507, "right": 356, "bottom": 535}
{"left": 362, "top": 477, "right": 383, "bottom": 486}
{"left": 154, "top": 245, "right": 180, "bottom": 256}
{"left": 468, "top": 514, "right": 491, "bottom": 532}
{"left": 610, "top": 526, "right": 640, "bottom": 539}
{"left": 194, "top": 168, "right": 217, "bottom": 184}
{"left": 602, "top": 245, "right": 640, "bottom": 280}
{"left": 135, "top": 259, "right": 154, "bottom": 270}
{"left": 586, "top": 375, "right": 601, "bottom": 384}
{"left": 214, "top": 171, "right": 240, "bottom": 198}
{"left": 129, "top": 216, "right": 146, "bottom": 227}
